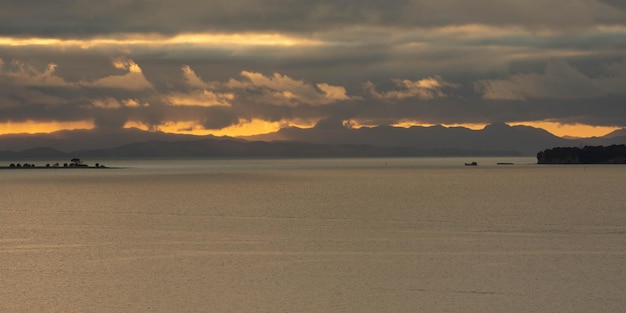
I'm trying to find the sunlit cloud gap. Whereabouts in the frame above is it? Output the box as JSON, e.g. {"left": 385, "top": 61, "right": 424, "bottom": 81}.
{"left": 0, "top": 33, "right": 324, "bottom": 48}
{"left": 2, "top": 24, "right": 625, "bottom": 48}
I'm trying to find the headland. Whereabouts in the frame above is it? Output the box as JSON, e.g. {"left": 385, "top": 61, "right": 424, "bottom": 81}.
{"left": 537, "top": 144, "right": 626, "bottom": 164}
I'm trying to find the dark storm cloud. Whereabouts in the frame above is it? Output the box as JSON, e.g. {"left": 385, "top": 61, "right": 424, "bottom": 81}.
{"left": 1, "top": 0, "right": 625, "bottom": 38}
{"left": 2, "top": 51, "right": 626, "bottom": 131}
{"left": 1, "top": 0, "right": 626, "bottom": 134}
{"left": 600, "top": 0, "right": 626, "bottom": 11}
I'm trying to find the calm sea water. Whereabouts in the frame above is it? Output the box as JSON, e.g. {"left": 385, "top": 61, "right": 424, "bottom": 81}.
{"left": 1, "top": 157, "right": 625, "bottom": 312}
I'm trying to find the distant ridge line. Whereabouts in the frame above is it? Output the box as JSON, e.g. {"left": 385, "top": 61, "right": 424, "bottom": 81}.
{"left": 0, "top": 138, "right": 521, "bottom": 159}
{"left": 0, "top": 124, "right": 625, "bottom": 157}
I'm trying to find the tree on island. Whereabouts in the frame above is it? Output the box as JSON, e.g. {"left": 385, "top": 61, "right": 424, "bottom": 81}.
{"left": 537, "top": 144, "right": 626, "bottom": 164}
{"left": 70, "top": 158, "right": 88, "bottom": 167}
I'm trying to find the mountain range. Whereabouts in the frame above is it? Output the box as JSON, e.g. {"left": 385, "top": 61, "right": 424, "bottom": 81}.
{"left": 1, "top": 122, "right": 625, "bottom": 159}
{"left": 243, "top": 120, "right": 626, "bottom": 156}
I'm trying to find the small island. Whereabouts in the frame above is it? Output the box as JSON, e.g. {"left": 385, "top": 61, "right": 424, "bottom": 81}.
{"left": 2, "top": 158, "right": 109, "bottom": 169}
{"left": 537, "top": 144, "right": 626, "bottom": 164}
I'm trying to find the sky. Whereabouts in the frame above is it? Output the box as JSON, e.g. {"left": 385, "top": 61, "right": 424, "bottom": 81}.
{"left": 1, "top": 0, "right": 626, "bottom": 138}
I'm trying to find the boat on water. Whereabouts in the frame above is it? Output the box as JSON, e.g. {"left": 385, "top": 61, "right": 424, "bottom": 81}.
{"left": 464, "top": 162, "right": 478, "bottom": 166}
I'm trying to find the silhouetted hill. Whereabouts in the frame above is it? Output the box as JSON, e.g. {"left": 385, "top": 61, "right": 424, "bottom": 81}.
{"left": 3, "top": 123, "right": 625, "bottom": 158}
{"left": 70, "top": 139, "right": 523, "bottom": 158}
{"left": 576, "top": 134, "right": 626, "bottom": 147}
{"left": 0, "top": 138, "right": 520, "bottom": 160}
{"left": 74, "top": 140, "right": 421, "bottom": 158}
{"left": 244, "top": 122, "right": 577, "bottom": 155}
{"left": 0, "top": 128, "right": 225, "bottom": 152}
{"left": 602, "top": 128, "right": 626, "bottom": 138}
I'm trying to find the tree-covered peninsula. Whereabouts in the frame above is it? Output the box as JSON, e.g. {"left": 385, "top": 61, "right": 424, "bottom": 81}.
{"left": 537, "top": 144, "right": 626, "bottom": 164}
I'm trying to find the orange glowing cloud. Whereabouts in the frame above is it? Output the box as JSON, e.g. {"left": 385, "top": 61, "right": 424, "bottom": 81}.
{"left": 124, "top": 119, "right": 312, "bottom": 137}
{"left": 124, "top": 119, "right": 283, "bottom": 137}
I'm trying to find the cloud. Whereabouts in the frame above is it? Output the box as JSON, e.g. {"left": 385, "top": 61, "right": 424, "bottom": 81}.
{"left": 0, "top": 57, "right": 154, "bottom": 92}
{"left": 475, "top": 59, "right": 626, "bottom": 100}
{"left": 175, "top": 66, "right": 353, "bottom": 108}
{"left": 222, "top": 70, "right": 355, "bottom": 107}
{"left": 123, "top": 98, "right": 148, "bottom": 108}
{"left": 316, "top": 83, "right": 351, "bottom": 101}
{"left": 1, "top": 1, "right": 624, "bottom": 38}
{"left": 81, "top": 58, "right": 154, "bottom": 90}
{"left": 165, "top": 65, "right": 236, "bottom": 107}
{"left": 167, "top": 90, "right": 234, "bottom": 107}
{"left": 0, "top": 58, "right": 72, "bottom": 114}
{"left": 91, "top": 97, "right": 123, "bottom": 109}
{"left": 91, "top": 97, "right": 149, "bottom": 109}
{"left": 364, "top": 76, "right": 459, "bottom": 100}
{"left": 1, "top": 10, "right": 626, "bottom": 137}
{"left": 245, "top": 71, "right": 353, "bottom": 106}
{"left": 0, "top": 59, "right": 71, "bottom": 87}
{"left": 600, "top": 0, "right": 626, "bottom": 11}
{"left": 181, "top": 65, "right": 209, "bottom": 89}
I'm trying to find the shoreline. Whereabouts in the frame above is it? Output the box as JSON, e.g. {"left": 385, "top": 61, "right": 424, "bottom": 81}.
{"left": 0, "top": 166, "right": 117, "bottom": 170}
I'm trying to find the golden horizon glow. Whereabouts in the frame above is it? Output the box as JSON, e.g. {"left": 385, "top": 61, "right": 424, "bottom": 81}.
{"left": 124, "top": 119, "right": 315, "bottom": 137}
{"left": 0, "top": 120, "right": 94, "bottom": 135}
{"left": 392, "top": 121, "right": 618, "bottom": 138}
{"left": 384, "top": 120, "right": 621, "bottom": 138}
{"left": 0, "top": 119, "right": 620, "bottom": 139}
